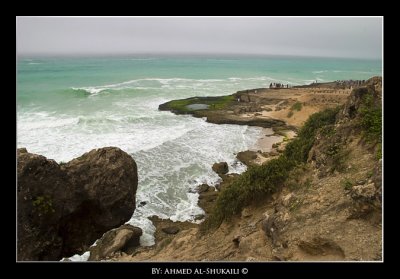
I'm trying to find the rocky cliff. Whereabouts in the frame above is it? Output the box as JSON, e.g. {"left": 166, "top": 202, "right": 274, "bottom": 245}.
{"left": 17, "top": 147, "right": 138, "bottom": 261}
{"left": 109, "top": 77, "right": 382, "bottom": 261}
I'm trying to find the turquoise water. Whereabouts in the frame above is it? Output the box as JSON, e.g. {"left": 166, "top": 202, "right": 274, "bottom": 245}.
{"left": 17, "top": 55, "right": 382, "bottom": 246}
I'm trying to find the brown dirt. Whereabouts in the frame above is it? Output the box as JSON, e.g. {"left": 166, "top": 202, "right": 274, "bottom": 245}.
{"left": 109, "top": 132, "right": 381, "bottom": 262}
{"left": 107, "top": 81, "right": 381, "bottom": 262}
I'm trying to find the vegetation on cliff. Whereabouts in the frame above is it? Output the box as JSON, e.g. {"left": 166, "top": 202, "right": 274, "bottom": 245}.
{"left": 201, "top": 107, "right": 341, "bottom": 230}
{"left": 202, "top": 78, "right": 382, "bottom": 232}
{"left": 359, "top": 93, "right": 382, "bottom": 159}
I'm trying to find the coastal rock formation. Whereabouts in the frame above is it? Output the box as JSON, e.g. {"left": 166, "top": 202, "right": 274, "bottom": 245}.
{"left": 212, "top": 162, "right": 229, "bottom": 175}
{"left": 88, "top": 224, "right": 142, "bottom": 261}
{"left": 338, "top": 76, "right": 382, "bottom": 122}
{"left": 236, "top": 151, "right": 258, "bottom": 166}
{"left": 106, "top": 78, "right": 381, "bottom": 262}
{"left": 17, "top": 147, "right": 138, "bottom": 261}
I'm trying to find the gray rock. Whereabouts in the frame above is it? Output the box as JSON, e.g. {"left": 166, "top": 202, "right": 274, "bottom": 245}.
{"left": 162, "top": 226, "right": 180, "bottom": 235}
{"left": 89, "top": 224, "right": 142, "bottom": 261}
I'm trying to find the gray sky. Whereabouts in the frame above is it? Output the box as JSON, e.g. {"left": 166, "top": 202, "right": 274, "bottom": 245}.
{"left": 17, "top": 17, "right": 382, "bottom": 59}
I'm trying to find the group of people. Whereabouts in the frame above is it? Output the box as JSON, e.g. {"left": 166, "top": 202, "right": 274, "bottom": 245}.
{"left": 335, "top": 79, "right": 366, "bottom": 88}
{"left": 269, "top": 82, "right": 290, "bottom": 89}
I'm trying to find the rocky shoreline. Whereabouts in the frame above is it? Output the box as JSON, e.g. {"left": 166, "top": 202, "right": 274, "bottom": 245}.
{"left": 17, "top": 78, "right": 382, "bottom": 261}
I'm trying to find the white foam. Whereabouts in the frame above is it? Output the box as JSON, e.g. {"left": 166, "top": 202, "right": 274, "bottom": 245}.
{"left": 312, "top": 70, "right": 327, "bottom": 74}
{"left": 19, "top": 75, "right": 269, "bottom": 250}
{"left": 126, "top": 213, "right": 157, "bottom": 246}
{"left": 70, "top": 76, "right": 278, "bottom": 96}
{"left": 64, "top": 251, "right": 90, "bottom": 262}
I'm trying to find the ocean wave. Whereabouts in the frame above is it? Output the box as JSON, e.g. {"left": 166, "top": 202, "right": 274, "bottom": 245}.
{"left": 70, "top": 76, "right": 277, "bottom": 95}
{"left": 312, "top": 70, "right": 327, "bottom": 74}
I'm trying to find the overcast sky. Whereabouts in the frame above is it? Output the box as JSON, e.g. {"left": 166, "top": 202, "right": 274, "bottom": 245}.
{"left": 16, "top": 17, "right": 382, "bottom": 59}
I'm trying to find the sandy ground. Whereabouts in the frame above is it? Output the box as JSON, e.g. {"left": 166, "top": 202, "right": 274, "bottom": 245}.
{"left": 232, "top": 87, "right": 350, "bottom": 128}
{"left": 250, "top": 87, "right": 351, "bottom": 128}
{"left": 251, "top": 128, "right": 282, "bottom": 152}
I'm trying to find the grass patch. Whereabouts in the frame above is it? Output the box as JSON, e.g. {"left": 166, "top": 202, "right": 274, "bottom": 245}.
{"left": 284, "top": 107, "right": 340, "bottom": 164}
{"left": 287, "top": 102, "right": 303, "bottom": 118}
{"left": 358, "top": 92, "right": 382, "bottom": 160}
{"left": 201, "top": 107, "right": 340, "bottom": 232}
{"left": 376, "top": 142, "right": 382, "bottom": 160}
{"left": 32, "top": 195, "right": 55, "bottom": 215}
{"left": 291, "top": 102, "right": 303, "bottom": 111}
{"left": 359, "top": 94, "right": 382, "bottom": 142}
{"left": 341, "top": 178, "right": 353, "bottom": 191}
{"left": 161, "top": 95, "right": 235, "bottom": 114}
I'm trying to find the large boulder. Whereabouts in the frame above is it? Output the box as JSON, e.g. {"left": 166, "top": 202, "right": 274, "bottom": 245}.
{"left": 88, "top": 224, "right": 142, "bottom": 261}
{"left": 212, "top": 162, "right": 229, "bottom": 175}
{"left": 17, "top": 147, "right": 138, "bottom": 261}
{"left": 236, "top": 151, "right": 258, "bottom": 166}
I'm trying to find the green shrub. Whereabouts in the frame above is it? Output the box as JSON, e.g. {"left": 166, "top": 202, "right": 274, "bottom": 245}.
{"left": 284, "top": 107, "right": 340, "bottom": 164}
{"left": 291, "top": 102, "right": 303, "bottom": 111}
{"left": 32, "top": 195, "right": 55, "bottom": 215}
{"left": 201, "top": 107, "right": 340, "bottom": 231}
{"left": 287, "top": 110, "right": 294, "bottom": 118}
{"left": 201, "top": 156, "right": 294, "bottom": 231}
{"left": 359, "top": 94, "right": 382, "bottom": 142}
{"left": 341, "top": 178, "right": 353, "bottom": 191}
{"left": 376, "top": 142, "right": 382, "bottom": 160}
{"left": 330, "top": 147, "right": 350, "bottom": 173}
{"left": 359, "top": 93, "right": 382, "bottom": 159}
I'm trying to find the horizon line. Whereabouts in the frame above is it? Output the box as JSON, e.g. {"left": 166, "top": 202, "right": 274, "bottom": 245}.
{"left": 16, "top": 52, "right": 382, "bottom": 61}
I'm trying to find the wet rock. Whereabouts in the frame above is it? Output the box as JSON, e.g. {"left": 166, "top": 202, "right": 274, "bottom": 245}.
{"left": 197, "top": 184, "right": 211, "bottom": 193}
{"left": 212, "top": 162, "right": 229, "bottom": 175}
{"left": 138, "top": 201, "right": 147, "bottom": 207}
{"left": 236, "top": 151, "right": 257, "bottom": 166}
{"left": 162, "top": 226, "right": 180, "bottom": 235}
{"left": 194, "top": 214, "right": 205, "bottom": 221}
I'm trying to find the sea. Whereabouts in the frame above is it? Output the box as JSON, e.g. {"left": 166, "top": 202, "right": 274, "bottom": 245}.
{"left": 17, "top": 55, "right": 382, "bottom": 252}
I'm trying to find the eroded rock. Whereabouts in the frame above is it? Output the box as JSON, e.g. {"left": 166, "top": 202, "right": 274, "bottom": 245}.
{"left": 17, "top": 147, "right": 138, "bottom": 261}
